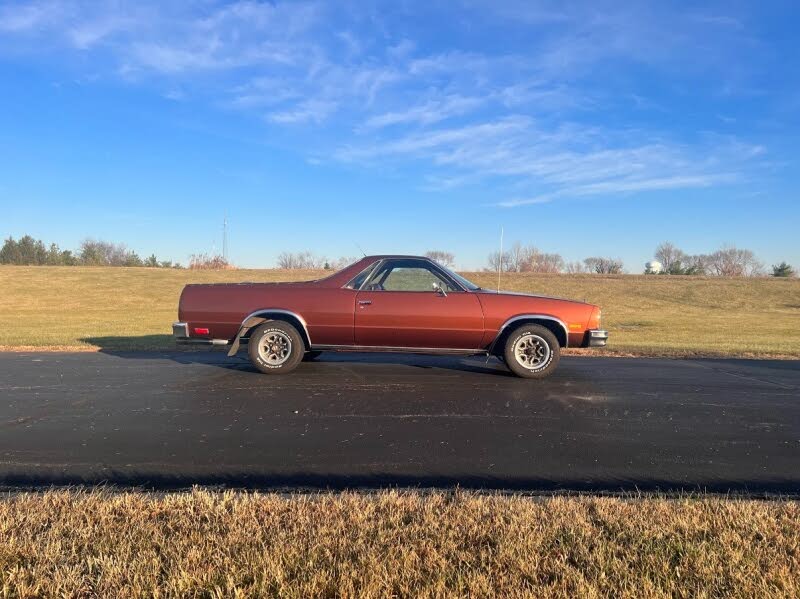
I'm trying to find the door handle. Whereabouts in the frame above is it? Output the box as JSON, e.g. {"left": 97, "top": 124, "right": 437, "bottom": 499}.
{"left": 358, "top": 300, "right": 372, "bottom": 306}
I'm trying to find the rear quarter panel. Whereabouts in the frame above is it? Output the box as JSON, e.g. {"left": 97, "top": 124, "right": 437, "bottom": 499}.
{"left": 179, "top": 283, "right": 357, "bottom": 345}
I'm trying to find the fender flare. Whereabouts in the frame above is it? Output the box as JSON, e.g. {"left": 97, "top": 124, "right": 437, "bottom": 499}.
{"left": 227, "top": 309, "right": 311, "bottom": 357}
{"left": 488, "top": 314, "right": 569, "bottom": 355}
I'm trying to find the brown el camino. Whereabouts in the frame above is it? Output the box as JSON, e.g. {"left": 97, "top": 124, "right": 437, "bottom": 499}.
{"left": 173, "top": 255, "right": 608, "bottom": 378}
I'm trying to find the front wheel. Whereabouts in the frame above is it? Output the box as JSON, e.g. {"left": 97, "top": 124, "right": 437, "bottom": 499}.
{"left": 247, "top": 321, "right": 304, "bottom": 374}
{"left": 503, "top": 324, "right": 560, "bottom": 379}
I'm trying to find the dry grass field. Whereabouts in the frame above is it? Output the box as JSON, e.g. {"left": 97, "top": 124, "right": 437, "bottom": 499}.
{"left": 1, "top": 265, "right": 798, "bottom": 356}
{"left": 0, "top": 489, "right": 798, "bottom": 598}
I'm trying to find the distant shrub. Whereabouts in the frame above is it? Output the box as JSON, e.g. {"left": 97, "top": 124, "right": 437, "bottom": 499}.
{"left": 772, "top": 262, "right": 795, "bottom": 278}
{"left": 276, "top": 251, "right": 326, "bottom": 269}
{"left": 583, "top": 257, "right": 624, "bottom": 274}
{"left": 189, "top": 254, "right": 233, "bottom": 270}
{"left": 425, "top": 250, "right": 456, "bottom": 267}
{"left": 565, "top": 261, "right": 586, "bottom": 274}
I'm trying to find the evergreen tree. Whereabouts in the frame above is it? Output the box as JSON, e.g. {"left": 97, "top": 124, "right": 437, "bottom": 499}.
{"left": 772, "top": 262, "right": 795, "bottom": 277}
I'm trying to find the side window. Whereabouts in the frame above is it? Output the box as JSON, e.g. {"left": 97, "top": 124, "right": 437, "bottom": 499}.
{"left": 364, "top": 260, "right": 458, "bottom": 292}
{"left": 345, "top": 261, "right": 379, "bottom": 289}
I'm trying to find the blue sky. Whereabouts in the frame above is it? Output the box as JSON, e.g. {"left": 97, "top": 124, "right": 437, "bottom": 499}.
{"left": 0, "top": 0, "right": 798, "bottom": 270}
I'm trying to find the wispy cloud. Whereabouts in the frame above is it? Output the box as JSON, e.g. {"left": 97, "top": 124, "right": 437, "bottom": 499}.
{"left": 498, "top": 174, "right": 738, "bottom": 207}
{"left": 364, "top": 95, "right": 485, "bottom": 128}
{"left": 268, "top": 99, "right": 337, "bottom": 124}
{"left": 0, "top": 1, "right": 55, "bottom": 32}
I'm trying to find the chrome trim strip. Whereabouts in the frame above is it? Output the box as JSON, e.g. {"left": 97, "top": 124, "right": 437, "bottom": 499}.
{"left": 176, "top": 338, "right": 229, "bottom": 346}
{"left": 494, "top": 314, "right": 570, "bottom": 348}
{"left": 343, "top": 259, "right": 382, "bottom": 290}
{"left": 313, "top": 344, "right": 487, "bottom": 356}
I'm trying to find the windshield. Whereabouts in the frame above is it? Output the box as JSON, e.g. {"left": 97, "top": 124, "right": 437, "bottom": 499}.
{"left": 442, "top": 266, "right": 481, "bottom": 291}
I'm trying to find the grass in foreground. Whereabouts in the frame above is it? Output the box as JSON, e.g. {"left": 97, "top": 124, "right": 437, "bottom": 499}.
{"left": 0, "top": 489, "right": 797, "bottom": 598}
{"left": 1, "top": 265, "right": 799, "bottom": 357}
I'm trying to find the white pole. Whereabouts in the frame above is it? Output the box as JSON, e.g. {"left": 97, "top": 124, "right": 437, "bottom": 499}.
{"left": 497, "top": 226, "right": 503, "bottom": 292}
{"left": 222, "top": 211, "right": 229, "bottom": 262}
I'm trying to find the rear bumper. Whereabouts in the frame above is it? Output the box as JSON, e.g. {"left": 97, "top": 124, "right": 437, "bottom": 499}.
{"left": 172, "top": 322, "right": 229, "bottom": 346}
{"left": 582, "top": 329, "right": 609, "bottom": 348}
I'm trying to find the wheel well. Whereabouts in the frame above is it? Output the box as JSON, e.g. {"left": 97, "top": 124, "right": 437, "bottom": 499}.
{"left": 493, "top": 318, "right": 567, "bottom": 354}
{"left": 244, "top": 312, "right": 310, "bottom": 350}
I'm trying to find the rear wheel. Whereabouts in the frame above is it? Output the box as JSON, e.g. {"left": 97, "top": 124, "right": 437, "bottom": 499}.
{"left": 503, "top": 324, "right": 560, "bottom": 379}
{"left": 247, "top": 321, "right": 304, "bottom": 374}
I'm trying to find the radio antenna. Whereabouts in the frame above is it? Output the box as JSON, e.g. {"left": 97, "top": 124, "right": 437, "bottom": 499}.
{"left": 222, "top": 211, "right": 229, "bottom": 262}
{"left": 497, "top": 226, "right": 504, "bottom": 292}
{"left": 354, "top": 242, "right": 367, "bottom": 257}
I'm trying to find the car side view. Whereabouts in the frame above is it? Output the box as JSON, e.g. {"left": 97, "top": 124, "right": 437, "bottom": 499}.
{"left": 173, "top": 255, "right": 608, "bottom": 378}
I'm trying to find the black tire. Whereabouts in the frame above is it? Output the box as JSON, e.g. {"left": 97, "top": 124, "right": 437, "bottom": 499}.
{"left": 247, "top": 321, "right": 304, "bottom": 375}
{"left": 303, "top": 351, "right": 323, "bottom": 361}
{"left": 503, "top": 324, "right": 560, "bottom": 379}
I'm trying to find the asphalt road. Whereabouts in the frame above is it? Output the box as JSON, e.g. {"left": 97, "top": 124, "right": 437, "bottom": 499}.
{"left": 1, "top": 351, "right": 798, "bottom": 493}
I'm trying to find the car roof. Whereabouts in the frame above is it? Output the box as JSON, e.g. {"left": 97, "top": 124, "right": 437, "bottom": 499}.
{"left": 363, "top": 255, "right": 434, "bottom": 261}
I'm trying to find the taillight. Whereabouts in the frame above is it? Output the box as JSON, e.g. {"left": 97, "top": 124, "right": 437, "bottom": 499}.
{"left": 194, "top": 327, "right": 210, "bottom": 335}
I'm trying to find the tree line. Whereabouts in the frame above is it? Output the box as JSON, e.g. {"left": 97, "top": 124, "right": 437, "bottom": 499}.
{"left": 484, "top": 243, "right": 625, "bottom": 274}
{"left": 3, "top": 235, "right": 794, "bottom": 277}
{"left": 649, "top": 241, "right": 781, "bottom": 277}
{"left": 276, "top": 252, "right": 359, "bottom": 270}
{"left": 479, "top": 241, "right": 793, "bottom": 277}
{"left": 0, "top": 236, "right": 182, "bottom": 268}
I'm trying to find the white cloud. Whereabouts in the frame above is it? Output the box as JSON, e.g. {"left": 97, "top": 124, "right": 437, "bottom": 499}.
{"left": 364, "top": 95, "right": 484, "bottom": 128}
{"left": 268, "top": 99, "right": 337, "bottom": 124}
{"left": 0, "top": 2, "right": 55, "bottom": 32}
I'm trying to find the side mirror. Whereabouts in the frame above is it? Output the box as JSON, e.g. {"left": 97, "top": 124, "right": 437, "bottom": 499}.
{"left": 432, "top": 281, "right": 447, "bottom": 297}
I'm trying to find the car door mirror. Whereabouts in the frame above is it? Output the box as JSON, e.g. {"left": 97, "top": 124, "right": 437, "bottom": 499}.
{"left": 432, "top": 281, "right": 447, "bottom": 297}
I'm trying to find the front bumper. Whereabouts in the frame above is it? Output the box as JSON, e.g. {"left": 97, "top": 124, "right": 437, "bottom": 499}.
{"left": 172, "top": 322, "right": 229, "bottom": 346}
{"left": 582, "top": 329, "right": 609, "bottom": 348}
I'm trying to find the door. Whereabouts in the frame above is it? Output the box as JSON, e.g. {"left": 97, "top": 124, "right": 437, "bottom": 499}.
{"left": 354, "top": 258, "right": 484, "bottom": 348}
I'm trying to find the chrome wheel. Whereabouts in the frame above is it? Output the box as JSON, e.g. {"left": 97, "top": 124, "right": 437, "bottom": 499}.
{"left": 257, "top": 331, "right": 292, "bottom": 366}
{"left": 512, "top": 333, "right": 551, "bottom": 370}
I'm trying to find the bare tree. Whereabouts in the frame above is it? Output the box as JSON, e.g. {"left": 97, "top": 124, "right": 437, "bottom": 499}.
{"left": 487, "top": 243, "right": 565, "bottom": 273}
{"left": 507, "top": 242, "right": 528, "bottom": 272}
{"left": 329, "top": 256, "right": 358, "bottom": 270}
{"left": 708, "top": 246, "right": 763, "bottom": 277}
{"left": 189, "top": 253, "right": 231, "bottom": 270}
{"left": 584, "top": 257, "right": 624, "bottom": 274}
{"left": 277, "top": 251, "right": 325, "bottom": 269}
{"left": 486, "top": 250, "right": 514, "bottom": 272}
{"left": 654, "top": 242, "right": 686, "bottom": 273}
{"left": 425, "top": 250, "right": 455, "bottom": 267}
{"left": 564, "top": 261, "right": 586, "bottom": 274}
{"left": 529, "top": 252, "right": 564, "bottom": 273}
{"left": 682, "top": 253, "right": 710, "bottom": 275}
